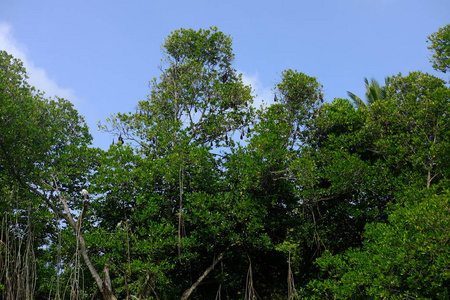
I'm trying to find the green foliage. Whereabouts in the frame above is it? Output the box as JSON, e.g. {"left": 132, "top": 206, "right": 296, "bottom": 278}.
{"left": 0, "top": 50, "right": 99, "bottom": 298}
{"left": 369, "top": 71, "right": 450, "bottom": 188}
{"left": 94, "top": 27, "right": 261, "bottom": 298}
{"left": 304, "top": 188, "right": 450, "bottom": 300}
{"left": 283, "top": 98, "right": 390, "bottom": 287}
{"left": 347, "top": 77, "right": 390, "bottom": 108}
{"left": 427, "top": 24, "right": 450, "bottom": 73}
{"left": 102, "top": 26, "right": 253, "bottom": 151}
{"left": 0, "top": 50, "right": 96, "bottom": 199}
{"left": 275, "top": 69, "right": 324, "bottom": 129}
{"left": 2, "top": 25, "right": 450, "bottom": 299}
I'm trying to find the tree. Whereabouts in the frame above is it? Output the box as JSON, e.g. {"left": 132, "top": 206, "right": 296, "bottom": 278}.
{"left": 0, "top": 50, "right": 116, "bottom": 299}
{"left": 232, "top": 70, "right": 335, "bottom": 293}
{"left": 96, "top": 27, "right": 255, "bottom": 299}
{"left": 279, "top": 68, "right": 449, "bottom": 293}
{"left": 427, "top": 24, "right": 450, "bottom": 73}
{"left": 369, "top": 71, "right": 450, "bottom": 189}
{"left": 282, "top": 97, "right": 393, "bottom": 288}
{"left": 2, "top": 24, "right": 448, "bottom": 299}
{"left": 298, "top": 70, "right": 449, "bottom": 299}
{"left": 347, "top": 77, "right": 390, "bottom": 108}
{"left": 304, "top": 188, "right": 450, "bottom": 300}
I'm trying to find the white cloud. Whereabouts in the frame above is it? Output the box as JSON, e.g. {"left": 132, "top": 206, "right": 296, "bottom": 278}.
{"left": 240, "top": 70, "right": 274, "bottom": 110}
{"left": 0, "top": 22, "right": 82, "bottom": 104}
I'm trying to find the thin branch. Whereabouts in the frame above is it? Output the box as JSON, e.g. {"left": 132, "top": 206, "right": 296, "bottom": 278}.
{"left": 181, "top": 249, "right": 227, "bottom": 300}
{"left": 26, "top": 182, "right": 117, "bottom": 300}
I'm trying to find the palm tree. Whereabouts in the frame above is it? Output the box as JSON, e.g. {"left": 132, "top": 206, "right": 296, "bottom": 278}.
{"left": 347, "top": 77, "right": 390, "bottom": 108}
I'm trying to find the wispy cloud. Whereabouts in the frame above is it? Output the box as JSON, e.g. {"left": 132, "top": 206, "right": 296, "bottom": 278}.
{"left": 240, "top": 70, "right": 274, "bottom": 110}
{"left": 0, "top": 22, "right": 82, "bottom": 105}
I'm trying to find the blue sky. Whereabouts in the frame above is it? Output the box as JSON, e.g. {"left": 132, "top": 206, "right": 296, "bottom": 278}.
{"left": 1, "top": 0, "right": 448, "bottom": 149}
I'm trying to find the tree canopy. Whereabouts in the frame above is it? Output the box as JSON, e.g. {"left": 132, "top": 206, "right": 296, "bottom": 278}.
{"left": 427, "top": 24, "right": 450, "bottom": 73}
{"left": 1, "top": 25, "right": 449, "bottom": 300}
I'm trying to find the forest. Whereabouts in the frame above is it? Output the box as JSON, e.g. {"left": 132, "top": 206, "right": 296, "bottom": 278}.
{"left": 0, "top": 24, "right": 449, "bottom": 299}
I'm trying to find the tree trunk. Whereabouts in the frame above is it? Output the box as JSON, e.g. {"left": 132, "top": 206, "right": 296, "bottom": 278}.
{"left": 28, "top": 185, "right": 118, "bottom": 300}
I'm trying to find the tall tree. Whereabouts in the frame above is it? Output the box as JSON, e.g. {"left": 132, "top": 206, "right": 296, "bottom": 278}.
{"left": 305, "top": 188, "right": 450, "bottom": 300}
{"left": 301, "top": 71, "right": 449, "bottom": 299}
{"left": 230, "top": 70, "right": 327, "bottom": 293}
{"left": 369, "top": 71, "right": 450, "bottom": 189}
{"left": 0, "top": 50, "right": 115, "bottom": 299}
{"left": 96, "top": 27, "right": 255, "bottom": 299}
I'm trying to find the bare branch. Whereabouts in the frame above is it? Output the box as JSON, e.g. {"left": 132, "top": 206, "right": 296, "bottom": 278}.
{"left": 181, "top": 250, "right": 227, "bottom": 300}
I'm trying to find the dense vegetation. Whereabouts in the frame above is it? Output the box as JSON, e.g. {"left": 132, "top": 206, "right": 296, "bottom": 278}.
{"left": 1, "top": 25, "right": 449, "bottom": 299}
